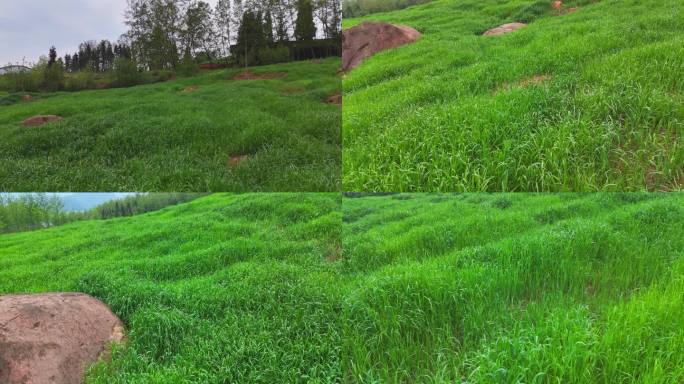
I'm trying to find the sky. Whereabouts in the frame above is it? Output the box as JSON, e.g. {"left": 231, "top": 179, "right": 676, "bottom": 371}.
{"left": 1, "top": 193, "right": 137, "bottom": 211}
{"left": 0, "top": 0, "right": 219, "bottom": 66}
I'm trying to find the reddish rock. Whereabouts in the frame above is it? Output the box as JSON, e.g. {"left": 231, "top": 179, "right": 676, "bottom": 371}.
{"left": 483, "top": 22, "right": 527, "bottom": 36}
{"left": 21, "top": 115, "right": 63, "bottom": 127}
{"left": 0, "top": 293, "right": 125, "bottom": 384}
{"left": 342, "top": 22, "right": 421, "bottom": 72}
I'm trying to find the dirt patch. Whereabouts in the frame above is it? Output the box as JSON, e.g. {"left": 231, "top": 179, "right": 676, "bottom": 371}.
{"left": 0, "top": 293, "right": 125, "bottom": 384}
{"left": 200, "top": 63, "right": 226, "bottom": 70}
{"left": 326, "top": 93, "right": 342, "bottom": 105}
{"left": 231, "top": 71, "right": 288, "bottom": 81}
{"left": 342, "top": 22, "right": 421, "bottom": 72}
{"left": 325, "top": 244, "right": 342, "bottom": 262}
{"left": 497, "top": 75, "right": 551, "bottom": 93}
{"left": 21, "top": 95, "right": 33, "bottom": 102}
{"left": 180, "top": 85, "right": 198, "bottom": 94}
{"left": 21, "top": 115, "right": 63, "bottom": 127}
{"left": 552, "top": 1, "right": 579, "bottom": 15}
{"left": 229, "top": 154, "right": 249, "bottom": 168}
{"left": 96, "top": 83, "right": 111, "bottom": 90}
{"left": 282, "top": 86, "right": 306, "bottom": 94}
{"left": 483, "top": 22, "right": 527, "bottom": 36}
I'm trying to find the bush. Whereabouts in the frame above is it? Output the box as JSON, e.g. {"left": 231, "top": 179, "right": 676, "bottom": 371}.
{"left": 342, "top": 0, "right": 431, "bottom": 17}
{"left": 113, "top": 58, "right": 141, "bottom": 87}
{"left": 177, "top": 54, "right": 200, "bottom": 77}
{"left": 258, "top": 46, "right": 292, "bottom": 65}
{"left": 42, "top": 62, "right": 65, "bottom": 92}
{"left": 0, "top": 71, "right": 39, "bottom": 92}
{"left": 65, "top": 67, "right": 97, "bottom": 91}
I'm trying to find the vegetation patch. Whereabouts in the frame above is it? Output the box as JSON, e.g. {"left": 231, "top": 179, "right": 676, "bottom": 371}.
{"left": 230, "top": 70, "right": 288, "bottom": 80}
{"left": 343, "top": 0, "right": 683, "bottom": 192}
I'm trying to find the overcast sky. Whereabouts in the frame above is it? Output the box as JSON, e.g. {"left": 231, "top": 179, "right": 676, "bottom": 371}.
{"left": 0, "top": 0, "right": 219, "bottom": 66}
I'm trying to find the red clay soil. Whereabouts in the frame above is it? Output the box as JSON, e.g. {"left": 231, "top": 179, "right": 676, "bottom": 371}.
{"left": 200, "top": 63, "right": 226, "bottom": 70}
{"left": 326, "top": 93, "right": 342, "bottom": 105}
{"left": 342, "top": 22, "right": 421, "bottom": 72}
{"left": 229, "top": 154, "right": 249, "bottom": 168}
{"left": 0, "top": 293, "right": 125, "bottom": 384}
{"left": 483, "top": 22, "right": 527, "bottom": 36}
{"left": 22, "top": 115, "right": 62, "bottom": 127}
{"left": 231, "top": 71, "right": 288, "bottom": 80}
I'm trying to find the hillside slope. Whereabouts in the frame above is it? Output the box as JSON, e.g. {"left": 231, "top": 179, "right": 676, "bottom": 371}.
{"left": 0, "top": 59, "right": 341, "bottom": 192}
{"left": 0, "top": 193, "right": 342, "bottom": 383}
{"left": 343, "top": 0, "right": 683, "bottom": 192}
{"left": 342, "top": 193, "right": 684, "bottom": 382}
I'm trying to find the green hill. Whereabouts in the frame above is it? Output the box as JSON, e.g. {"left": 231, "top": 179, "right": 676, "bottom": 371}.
{"left": 342, "top": 193, "right": 684, "bottom": 382}
{"left": 343, "top": 0, "right": 683, "bottom": 192}
{"left": 2, "top": 192, "right": 683, "bottom": 382}
{"left": 0, "top": 59, "right": 341, "bottom": 192}
{"left": 0, "top": 193, "right": 342, "bottom": 383}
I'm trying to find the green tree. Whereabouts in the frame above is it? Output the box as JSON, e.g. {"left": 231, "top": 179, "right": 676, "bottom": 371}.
{"left": 295, "top": 0, "right": 316, "bottom": 41}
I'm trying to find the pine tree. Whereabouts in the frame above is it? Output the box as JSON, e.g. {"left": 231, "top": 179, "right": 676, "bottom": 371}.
{"left": 294, "top": 0, "right": 316, "bottom": 41}
{"left": 48, "top": 46, "right": 58, "bottom": 67}
{"left": 264, "top": 11, "right": 275, "bottom": 43}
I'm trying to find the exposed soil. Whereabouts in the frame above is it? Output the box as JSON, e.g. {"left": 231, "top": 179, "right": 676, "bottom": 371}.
{"left": 483, "top": 22, "right": 527, "bottom": 36}
{"left": 229, "top": 154, "right": 249, "bottom": 168}
{"left": 326, "top": 93, "right": 342, "bottom": 105}
{"left": 180, "top": 85, "right": 198, "bottom": 94}
{"left": 231, "top": 71, "right": 288, "bottom": 80}
{"left": 342, "top": 22, "right": 421, "bottom": 72}
{"left": 497, "top": 75, "right": 551, "bottom": 93}
{"left": 22, "top": 115, "right": 63, "bottom": 127}
{"left": 282, "top": 86, "right": 306, "bottom": 94}
{"left": 21, "top": 95, "right": 33, "bottom": 102}
{"left": 0, "top": 293, "right": 125, "bottom": 384}
{"left": 552, "top": 1, "right": 579, "bottom": 15}
{"left": 200, "top": 63, "right": 226, "bottom": 70}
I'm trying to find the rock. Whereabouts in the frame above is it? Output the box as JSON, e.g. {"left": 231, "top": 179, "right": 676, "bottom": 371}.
{"left": 342, "top": 22, "right": 421, "bottom": 72}
{"left": 21, "top": 115, "right": 63, "bottom": 127}
{"left": 0, "top": 293, "right": 125, "bottom": 384}
{"left": 483, "top": 22, "right": 527, "bottom": 36}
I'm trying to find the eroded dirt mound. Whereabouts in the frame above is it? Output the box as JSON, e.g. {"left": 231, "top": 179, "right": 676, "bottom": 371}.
{"left": 342, "top": 22, "right": 421, "bottom": 72}
{"left": 483, "top": 22, "right": 527, "bottom": 36}
{"left": 326, "top": 93, "right": 342, "bottom": 105}
{"left": 21, "top": 115, "right": 63, "bottom": 127}
{"left": 0, "top": 293, "right": 125, "bottom": 384}
{"left": 231, "top": 71, "right": 288, "bottom": 80}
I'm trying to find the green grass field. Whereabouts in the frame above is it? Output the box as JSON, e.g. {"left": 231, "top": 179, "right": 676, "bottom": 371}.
{"left": 2, "top": 192, "right": 683, "bottom": 382}
{"left": 0, "top": 193, "right": 343, "bottom": 383}
{"left": 0, "top": 58, "right": 341, "bottom": 192}
{"left": 342, "top": 193, "right": 684, "bottom": 382}
{"left": 343, "top": 0, "right": 684, "bottom": 192}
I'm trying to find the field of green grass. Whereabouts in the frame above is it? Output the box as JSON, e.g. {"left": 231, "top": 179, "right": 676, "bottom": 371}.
{"left": 342, "top": 193, "right": 684, "bottom": 382}
{"left": 3, "top": 192, "right": 683, "bottom": 383}
{"left": 0, "top": 193, "right": 342, "bottom": 383}
{"left": 343, "top": 0, "right": 684, "bottom": 192}
{"left": 0, "top": 58, "right": 341, "bottom": 192}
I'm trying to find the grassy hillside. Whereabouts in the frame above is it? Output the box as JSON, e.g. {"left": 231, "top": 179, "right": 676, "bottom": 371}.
{"left": 343, "top": 0, "right": 684, "bottom": 192}
{"left": 0, "top": 193, "right": 342, "bottom": 383}
{"left": 0, "top": 58, "right": 341, "bottom": 192}
{"left": 342, "top": 193, "right": 684, "bottom": 382}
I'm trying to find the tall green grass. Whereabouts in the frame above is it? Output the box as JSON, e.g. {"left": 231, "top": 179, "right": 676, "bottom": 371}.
{"left": 0, "top": 58, "right": 341, "bottom": 192}
{"left": 341, "top": 193, "right": 684, "bottom": 382}
{"left": 0, "top": 193, "right": 342, "bottom": 383}
{"left": 343, "top": 0, "right": 684, "bottom": 192}
{"left": 2, "top": 193, "right": 683, "bottom": 382}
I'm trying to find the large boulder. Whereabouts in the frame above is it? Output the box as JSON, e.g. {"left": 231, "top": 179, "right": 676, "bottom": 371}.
{"left": 0, "top": 293, "right": 125, "bottom": 384}
{"left": 342, "top": 22, "right": 421, "bottom": 72}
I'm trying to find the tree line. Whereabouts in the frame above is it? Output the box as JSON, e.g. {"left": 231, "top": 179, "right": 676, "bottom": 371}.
{"left": 0, "top": 194, "right": 205, "bottom": 234}
{"left": 342, "top": 0, "right": 429, "bottom": 17}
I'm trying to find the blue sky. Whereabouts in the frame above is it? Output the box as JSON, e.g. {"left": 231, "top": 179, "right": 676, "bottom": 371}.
{"left": 1, "top": 193, "right": 137, "bottom": 211}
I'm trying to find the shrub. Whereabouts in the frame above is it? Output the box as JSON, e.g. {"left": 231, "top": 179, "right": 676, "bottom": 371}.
{"left": 112, "top": 58, "right": 141, "bottom": 87}
{"left": 0, "top": 71, "right": 39, "bottom": 92}
{"left": 177, "top": 54, "right": 200, "bottom": 77}
{"left": 65, "top": 67, "right": 97, "bottom": 91}
{"left": 258, "top": 46, "right": 292, "bottom": 65}
{"left": 42, "top": 62, "right": 65, "bottom": 92}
